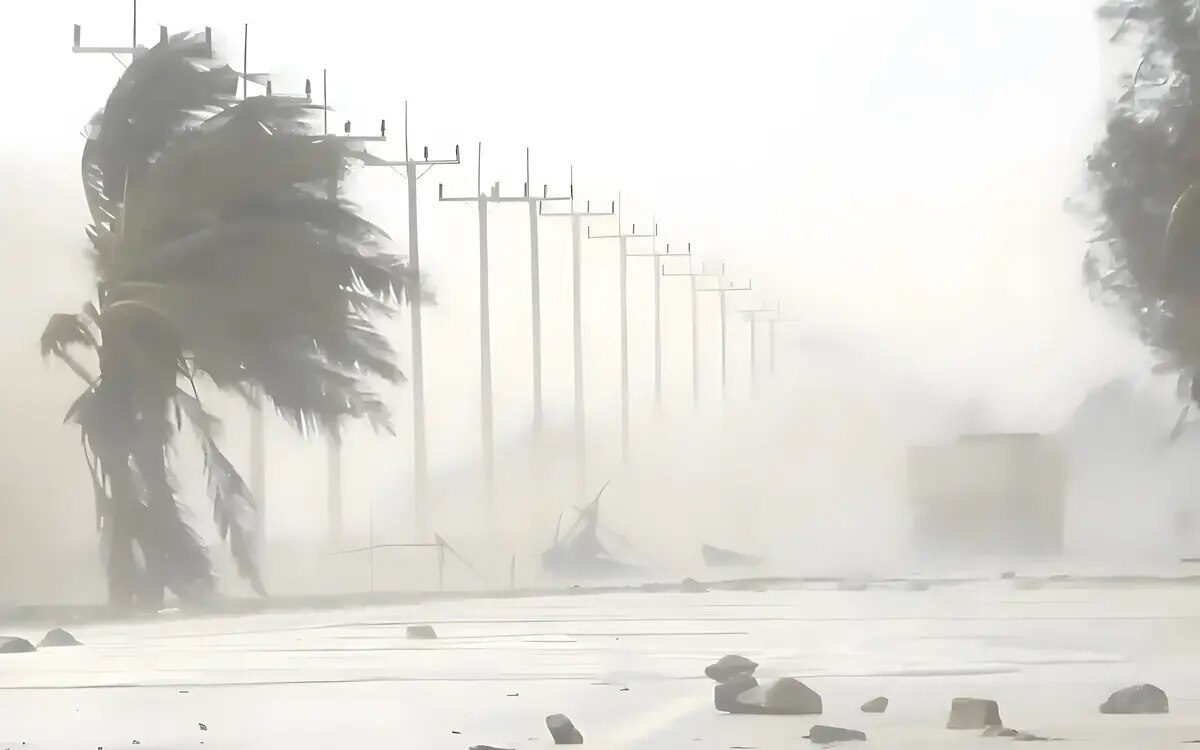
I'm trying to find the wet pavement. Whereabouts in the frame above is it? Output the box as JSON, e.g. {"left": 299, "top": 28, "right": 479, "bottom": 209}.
{"left": 2, "top": 578, "right": 1200, "bottom": 748}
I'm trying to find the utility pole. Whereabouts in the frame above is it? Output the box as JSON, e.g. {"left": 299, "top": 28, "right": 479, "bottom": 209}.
{"left": 360, "top": 104, "right": 459, "bottom": 539}
{"left": 586, "top": 198, "right": 656, "bottom": 460}
{"left": 626, "top": 230, "right": 691, "bottom": 406}
{"left": 662, "top": 259, "right": 725, "bottom": 406}
{"left": 539, "top": 174, "right": 615, "bottom": 501}
{"left": 740, "top": 303, "right": 778, "bottom": 392}
{"left": 252, "top": 54, "right": 383, "bottom": 551}
{"left": 439, "top": 146, "right": 569, "bottom": 503}
{"left": 698, "top": 274, "right": 753, "bottom": 395}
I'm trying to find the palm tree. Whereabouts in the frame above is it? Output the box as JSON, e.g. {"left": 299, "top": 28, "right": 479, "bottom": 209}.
{"left": 42, "top": 32, "right": 413, "bottom": 608}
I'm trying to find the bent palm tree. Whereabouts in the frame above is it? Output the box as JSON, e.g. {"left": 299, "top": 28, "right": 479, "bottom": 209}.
{"left": 43, "top": 33, "right": 412, "bottom": 607}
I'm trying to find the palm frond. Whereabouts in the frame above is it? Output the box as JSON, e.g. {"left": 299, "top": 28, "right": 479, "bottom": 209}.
{"left": 174, "top": 390, "right": 266, "bottom": 596}
{"left": 83, "top": 31, "right": 236, "bottom": 243}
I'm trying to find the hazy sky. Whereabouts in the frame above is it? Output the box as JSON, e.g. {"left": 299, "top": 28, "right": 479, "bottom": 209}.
{"left": 0, "top": 0, "right": 1171, "bottom": 595}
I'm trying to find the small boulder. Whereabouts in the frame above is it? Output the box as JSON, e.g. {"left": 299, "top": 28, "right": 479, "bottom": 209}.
{"left": 680, "top": 577, "right": 709, "bottom": 593}
{"left": 705, "top": 654, "right": 758, "bottom": 683}
{"left": 545, "top": 713, "right": 583, "bottom": 745}
{"left": 39, "top": 628, "right": 81, "bottom": 647}
{"left": 947, "top": 697, "right": 1002, "bottom": 729}
{"left": 728, "top": 677, "right": 823, "bottom": 715}
{"left": 860, "top": 696, "right": 888, "bottom": 713}
{"left": 1099, "top": 684, "right": 1168, "bottom": 714}
{"left": 714, "top": 676, "right": 758, "bottom": 712}
{"left": 1012, "top": 731, "right": 1054, "bottom": 741}
{"left": 807, "top": 725, "right": 866, "bottom": 744}
{"left": 0, "top": 637, "right": 35, "bottom": 654}
{"left": 406, "top": 625, "right": 438, "bottom": 640}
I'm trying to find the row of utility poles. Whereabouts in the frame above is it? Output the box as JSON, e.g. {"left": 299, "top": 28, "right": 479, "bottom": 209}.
{"left": 71, "top": 12, "right": 797, "bottom": 554}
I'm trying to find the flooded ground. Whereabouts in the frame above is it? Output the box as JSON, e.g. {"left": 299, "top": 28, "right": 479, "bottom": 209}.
{"left": 3, "top": 575, "right": 1200, "bottom": 748}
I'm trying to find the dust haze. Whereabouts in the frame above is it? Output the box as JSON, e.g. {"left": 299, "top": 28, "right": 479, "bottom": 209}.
{"left": 1, "top": 0, "right": 1193, "bottom": 605}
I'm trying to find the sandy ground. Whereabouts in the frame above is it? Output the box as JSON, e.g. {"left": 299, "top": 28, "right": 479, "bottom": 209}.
{"left": 3, "top": 577, "right": 1200, "bottom": 748}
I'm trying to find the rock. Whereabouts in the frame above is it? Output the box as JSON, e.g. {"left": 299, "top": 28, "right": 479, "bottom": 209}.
{"left": 469, "top": 746, "right": 514, "bottom": 750}
{"left": 1099, "top": 684, "right": 1168, "bottom": 714}
{"left": 1012, "top": 731, "right": 1054, "bottom": 741}
{"left": 680, "top": 577, "right": 709, "bottom": 593}
{"left": 714, "top": 676, "right": 758, "bottom": 712}
{"left": 406, "top": 625, "right": 438, "bottom": 639}
{"left": 705, "top": 654, "right": 758, "bottom": 683}
{"left": 860, "top": 696, "right": 888, "bottom": 713}
{"left": 982, "top": 726, "right": 1019, "bottom": 737}
{"left": 725, "top": 677, "right": 823, "bottom": 715}
{"left": 947, "top": 697, "right": 1002, "bottom": 729}
{"left": 545, "top": 713, "right": 583, "bottom": 745}
{"left": 0, "top": 637, "right": 35, "bottom": 654}
{"left": 807, "top": 725, "right": 866, "bottom": 744}
{"left": 1001, "top": 571, "right": 1016, "bottom": 580}
{"left": 39, "top": 628, "right": 81, "bottom": 647}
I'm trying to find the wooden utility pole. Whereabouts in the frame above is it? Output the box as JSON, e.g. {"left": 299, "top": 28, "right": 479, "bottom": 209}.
{"left": 539, "top": 175, "right": 615, "bottom": 501}
{"left": 585, "top": 198, "right": 656, "bottom": 460}
{"left": 439, "top": 146, "right": 570, "bottom": 503}
{"left": 361, "top": 103, "right": 460, "bottom": 537}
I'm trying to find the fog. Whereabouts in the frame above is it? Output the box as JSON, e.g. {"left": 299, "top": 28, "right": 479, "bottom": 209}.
{"left": 1, "top": 0, "right": 1193, "bottom": 605}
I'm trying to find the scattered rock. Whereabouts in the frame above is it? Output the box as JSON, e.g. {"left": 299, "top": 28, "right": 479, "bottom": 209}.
{"left": 705, "top": 654, "right": 759, "bottom": 683}
{"left": 860, "top": 696, "right": 888, "bottom": 713}
{"left": 0, "top": 637, "right": 35, "bottom": 654}
{"left": 39, "top": 628, "right": 81, "bottom": 647}
{"left": 680, "top": 577, "right": 709, "bottom": 593}
{"left": 1100, "top": 684, "right": 1168, "bottom": 714}
{"left": 982, "top": 726, "right": 1018, "bottom": 737}
{"left": 545, "top": 713, "right": 583, "bottom": 745}
{"left": 947, "top": 697, "right": 1002, "bottom": 729}
{"left": 722, "top": 677, "right": 823, "bottom": 715}
{"left": 714, "top": 676, "right": 758, "bottom": 712}
{"left": 407, "top": 625, "right": 438, "bottom": 640}
{"left": 807, "top": 725, "right": 866, "bottom": 744}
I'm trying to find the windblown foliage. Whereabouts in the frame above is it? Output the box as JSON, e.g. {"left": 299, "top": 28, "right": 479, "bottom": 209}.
{"left": 44, "top": 33, "right": 412, "bottom": 607}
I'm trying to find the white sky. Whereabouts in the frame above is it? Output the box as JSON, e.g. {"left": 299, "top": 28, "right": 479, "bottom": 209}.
{"left": 0, "top": 0, "right": 1169, "bottom": 574}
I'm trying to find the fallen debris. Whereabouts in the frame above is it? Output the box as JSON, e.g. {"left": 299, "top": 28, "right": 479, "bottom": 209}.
{"left": 38, "top": 628, "right": 81, "bottom": 648}
{"left": 0, "top": 637, "right": 35, "bottom": 654}
{"left": 807, "top": 725, "right": 866, "bottom": 744}
{"left": 705, "top": 654, "right": 759, "bottom": 683}
{"left": 680, "top": 577, "right": 709, "bottom": 593}
{"left": 718, "top": 677, "right": 823, "bottom": 715}
{"left": 701, "top": 543, "right": 763, "bottom": 568}
{"left": 947, "top": 697, "right": 1002, "bottom": 729}
{"left": 982, "top": 726, "right": 1018, "bottom": 737}
{"left": 714, "top": 676, "right": 759, "bottom": 713}
{"left": 407, "top": 625, "right": 438, "bottom": 640}
{"left": 860, "top": 696, "right": 888, "bottom": 713}
{"left": 545, "top": 713, "right": 583, "bottom": 745}
{"left": 1099, "top": 684, "right": 1168, "bottom": 714}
